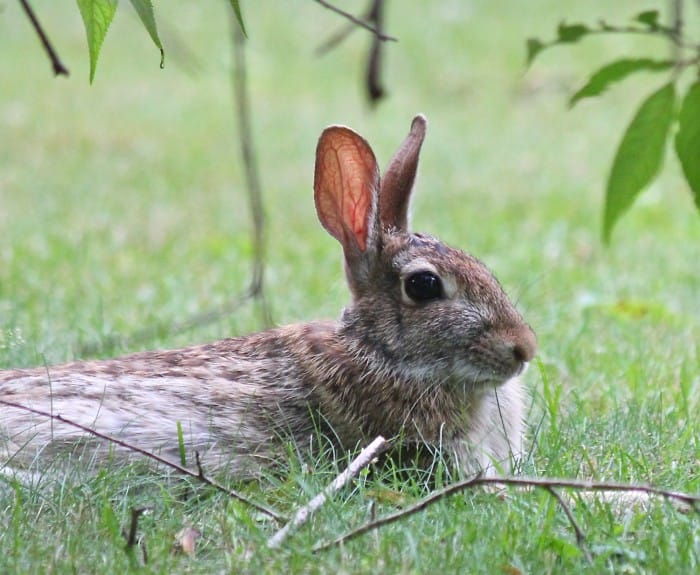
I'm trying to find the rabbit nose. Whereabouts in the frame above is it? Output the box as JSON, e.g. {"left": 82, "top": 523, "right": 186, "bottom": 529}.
{"left": 510, "top": 325, "right": 537, "bottom": 364}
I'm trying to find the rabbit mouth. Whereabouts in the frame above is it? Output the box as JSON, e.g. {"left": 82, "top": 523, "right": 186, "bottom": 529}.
{"left": 447, "top": 358, "right": 527, "bottom": 389}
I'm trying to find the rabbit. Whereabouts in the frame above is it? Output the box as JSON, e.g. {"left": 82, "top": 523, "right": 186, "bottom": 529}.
{"left": 0, "top": 115, "right": 536, "bottom": 480}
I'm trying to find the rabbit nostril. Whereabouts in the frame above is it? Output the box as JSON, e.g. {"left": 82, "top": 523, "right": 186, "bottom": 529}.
{"left": 512, "top": 343, "right": 529, "bottom": 364}
{"left": 510, "top": 327, "right": 537, "bottom": 364}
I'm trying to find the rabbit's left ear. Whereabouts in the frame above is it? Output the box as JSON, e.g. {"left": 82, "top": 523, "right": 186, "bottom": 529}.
{"left": 379, "top": 115, "right": 427, "bottom": 232}
{"left": 314, "top": 126, "right": 380, "bottom": 258}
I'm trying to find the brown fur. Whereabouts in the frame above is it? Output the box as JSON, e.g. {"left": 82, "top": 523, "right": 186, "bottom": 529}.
{"left": 0, "top": 115, "right": 536, "bottom": 478}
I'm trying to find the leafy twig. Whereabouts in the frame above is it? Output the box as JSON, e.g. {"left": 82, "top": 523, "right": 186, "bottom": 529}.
{"left": 267, "top": 436, "right": 388, "bottom": 548}
{"left": 0, "top": 398, "right": 284, "bottom": 522}
{"left": 314, "top": 474, "right": 700, "bottom": 552}
{"left": 528, "top": 16, "right": 695, "bottom": 67}
{"left": 19, "top": 0, "right": 69, "bottom": 76}
{"left": 314, "top": 0, "right": 397, "bottom": 42}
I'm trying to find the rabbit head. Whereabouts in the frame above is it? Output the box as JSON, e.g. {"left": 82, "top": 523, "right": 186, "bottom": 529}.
{"left": 314, "top": 115, "right": 536, "bottom": 395}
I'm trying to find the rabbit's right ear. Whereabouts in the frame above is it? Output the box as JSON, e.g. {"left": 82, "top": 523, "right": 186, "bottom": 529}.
{"left": 379, "top": 114, "right": 427, "bottom": 232}
{"left": 314, "top": 126, "right": 380, "bottom": 259}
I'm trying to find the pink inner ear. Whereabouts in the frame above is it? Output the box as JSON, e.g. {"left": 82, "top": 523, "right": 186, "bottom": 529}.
{"left": 339, "top": 156, "right": 372, "bottom": 251}
{"left": 314, "top": 128, "right": 378, "bottom": 252}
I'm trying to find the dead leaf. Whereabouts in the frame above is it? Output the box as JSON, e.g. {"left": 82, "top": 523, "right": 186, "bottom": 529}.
{"left": 174, "top": 526, "right": 201, "bottom": 557}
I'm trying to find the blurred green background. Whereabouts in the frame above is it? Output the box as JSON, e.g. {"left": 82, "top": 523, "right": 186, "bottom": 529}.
{"left": 2, "top": 2, "right": 700, "bottom": 572}
{"left": 1, "top": 0, "right": 699, "bottom": 422}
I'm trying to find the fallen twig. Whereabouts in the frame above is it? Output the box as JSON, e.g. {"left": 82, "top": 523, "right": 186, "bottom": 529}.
{"left": 267, "top": 435, "right": 388, "bottom": 548}
{"left": 123, "top": 506, "right": 151, "bottom": 565}
{"left": 546, "top": 486, "right": 593, "bottom": 564}
{"left": 0, "top": 398, "right": 284, "bottom": 522}
{"left": 314, "top": 474, "right": 700, "bottom": 552}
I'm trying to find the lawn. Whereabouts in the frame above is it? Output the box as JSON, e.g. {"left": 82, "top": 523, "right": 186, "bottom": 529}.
{"left": 1, "top": 1, "right": 699, "bottom": 573}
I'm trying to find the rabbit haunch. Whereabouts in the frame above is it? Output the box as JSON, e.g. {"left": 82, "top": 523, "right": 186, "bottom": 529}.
{"left": 0, "top": 115, "right": 536, "bottom": 478}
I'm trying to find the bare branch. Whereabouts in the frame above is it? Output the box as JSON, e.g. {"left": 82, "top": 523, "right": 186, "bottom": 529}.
{"left": 0, "top": 398, "right": 284, "bottom": 523}
{"left": 365, "top": 0, "right": 386, "bottom": 103}
{"left": 314, "top": 474, "right": 700, "bottom": 551}
{"left": 124, "top": 506, "right": 150, "bottom": 550}
{"left": 19, "top": 0, "right": 69, "bottom": 76}
{"left": 232, "top": 18, "right": 272, "bottom": 327}
{"left": 268, "top": 436, "right": 388, "bottom": 548}
{"left": 316, "top": 20, "right": 358, "bottom": 55}
{"left": 77, "top": 14, "right": 276, "bottom": 356}
{"left": 315, "top": 0, "right": 397, "bottom": 43}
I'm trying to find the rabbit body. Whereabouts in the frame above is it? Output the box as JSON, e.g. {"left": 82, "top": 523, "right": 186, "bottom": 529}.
{"left": 1, "top": 116, "right": 535, "bottom": 478}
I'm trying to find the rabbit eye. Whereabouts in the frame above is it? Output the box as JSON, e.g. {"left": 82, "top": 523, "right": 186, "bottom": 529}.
{"left": 404, "top": 272, "right": 443, "bottom": 302}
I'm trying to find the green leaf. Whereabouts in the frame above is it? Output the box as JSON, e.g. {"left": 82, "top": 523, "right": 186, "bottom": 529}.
{"left": 557, "top": 22, "right": 589, "bottom": 43}
{"left": 635, "top": 10, "right": 660, "bottom": 29}
{"left": 525, "top": 38, "right": 545, "bottom": 67}
{"left": 570, "top": 58, "right": 673, "bottom": 107}
{"left": 674, "top": 80, "right": 700, "bottom": 210}
{"left": 129, "top": 0, "right": 164, "bottom": 69}
{"left": 603, "top": 82, "right": 676, "bottom": 242}
{"left": 76, "top": 0, "right": 118, "bottom": 83}
{"left": 229, "top": 0, "right": 247, "bottom": 37}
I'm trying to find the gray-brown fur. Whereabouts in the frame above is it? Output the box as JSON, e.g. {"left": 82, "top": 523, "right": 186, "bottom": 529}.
{"left": 1, "top": 115, "right": 536, "bottom": 478}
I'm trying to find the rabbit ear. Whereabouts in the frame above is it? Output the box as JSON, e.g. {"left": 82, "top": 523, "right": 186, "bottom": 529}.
{"left": 314, "top": 126, "right": 380, "bottom": 257}
{"left": 379, "top": 114, "right": 427, "bottom": 232}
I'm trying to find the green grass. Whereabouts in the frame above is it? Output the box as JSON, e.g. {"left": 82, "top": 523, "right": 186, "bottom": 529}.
{"left": 2, "top": 1, "right": 700, "bottom": 572}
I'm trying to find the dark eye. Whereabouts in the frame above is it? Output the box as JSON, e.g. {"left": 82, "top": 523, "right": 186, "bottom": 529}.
{"left": 404, "top": 272, "right": 443, "bottom": 302}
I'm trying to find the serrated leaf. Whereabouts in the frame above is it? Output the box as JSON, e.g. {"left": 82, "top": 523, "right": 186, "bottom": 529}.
{"left": 229, "top": 0, "right": 247, "bottom": 37}
{"left": 603, "top": 82, "right": 676, "bottom": 242}
{"left": 76, "top": 0, "right": 118, "bottom": 83}
{"left": 557, "top": 22, "right": 590, "bottom": 43}
{"left": 525, "top": 38, "right": 545, "bottom": 66}
{"left": 635, "top": 10, "right": 660, "bottom": 29}
{"left": 570, "top": 58, "right": 673, "bottom": 107}
{"left": 129, "top": 0, "right": 164, "bottom": 69}
{"left": 674, "top": 80, "right": 700, "bottom": 210}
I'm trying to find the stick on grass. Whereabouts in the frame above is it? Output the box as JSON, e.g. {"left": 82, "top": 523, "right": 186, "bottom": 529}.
{"left": 268, "top": 435, "right": 388, "bottom": 548}
{"left": 314, "top": 474, "right": 700, "bottom": 552}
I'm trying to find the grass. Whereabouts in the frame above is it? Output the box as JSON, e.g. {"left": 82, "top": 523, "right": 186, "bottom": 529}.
{"left": 1, "top": 0, "right": 700, "bottom": 572}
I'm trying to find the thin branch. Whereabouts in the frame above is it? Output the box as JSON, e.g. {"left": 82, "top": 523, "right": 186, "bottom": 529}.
{"left": 671, "top": 0, "right": 683, "bottom": 66}
{"left": 19, "top": 0, "right": 69, "bottom": 76}
{"left": 232, "top": 16, "right": 272, "bottom": 328}
{"left": 0, "top": 398, "right": 284, "bottom": 523}
{"left": 546, "top": 486, "right": 593, "bottom": 564}
{"left": 77, "top": 289, "right": 256, "bottom": 356}
{"left": 124, "top": 506, "right": 149, "bottom": 550}
{"left": 76, "top": 12, "right": 276, "bottom": 356}
{"left": 314, "top": 0, "right": 397, "bottom": 42}
{"left": 594, "top": 19, "right": 695, "bottom": 49}
{"left": 316, "top": 19, "right": 358, "bottom": 55}
{"left": 314, "top": 474, "right": 700, "bottom": 551}
{"left": 268, "top": 436, "right": 388, "bottom": 548}
{"left": 365, "top": 0, "right": 386, "bottom": 103}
